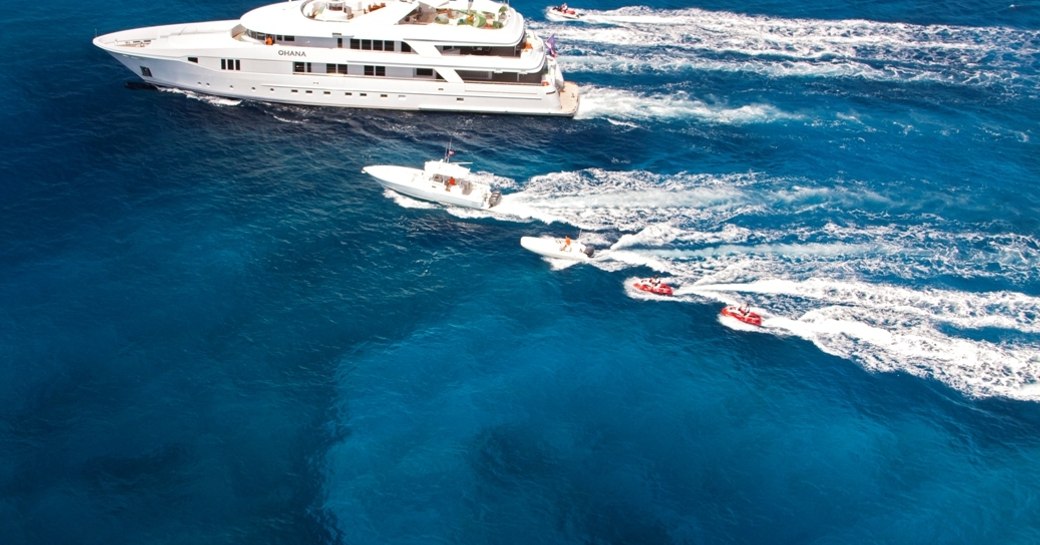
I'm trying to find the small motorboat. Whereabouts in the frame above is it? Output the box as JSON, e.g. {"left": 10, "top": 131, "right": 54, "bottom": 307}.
{"left": 546, "top": 4, "right": 582, "bottom": 21}
{"left": 720, "top": 305, "right": 762, "bottom": 326}
{"left": 632, "top": 279, "right": 673, "bottom": 296}
{"left": 362, "top": 147, "right": 502, "bottom": 210}
{"left": 520, "top": 235, "right": 595, "bottom": 261}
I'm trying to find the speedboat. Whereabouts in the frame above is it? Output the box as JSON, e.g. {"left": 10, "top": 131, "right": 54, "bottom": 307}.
{"left": 363, "top": 154, "right": 502, "bottom": 209}
{"left": 545, "top": 4, "right": 582, "bottom": 21}
{"left": 93, "top": 0, "right": 580, "bottom": 117}
{"left": 520, "top": 235, "right": 595, "bottom": 261}
{"left": 720, "top": 305, "right": 762, "bottom": 326}
{"left": 633, "top": 278, "right": 673, "bottom": 296}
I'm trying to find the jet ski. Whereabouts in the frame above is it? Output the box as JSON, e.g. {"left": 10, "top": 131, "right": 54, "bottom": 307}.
{"left": 632, "top": 278, "right": 673, "bottom": 296}
{"left": 720, "top": 305, "right": 762, "bottom": 326}
{"left": 546, "top": 4, "right": 582, "bottom": 21}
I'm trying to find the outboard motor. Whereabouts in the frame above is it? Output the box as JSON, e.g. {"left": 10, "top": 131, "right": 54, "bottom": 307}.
{"left": 583, "top": 245, "right": 595, "bottom": 258}
{"left": 488, "top": 190, "right": 502, "bottom": 208}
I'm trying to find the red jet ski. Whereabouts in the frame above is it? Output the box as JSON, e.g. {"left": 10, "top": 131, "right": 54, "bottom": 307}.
{"left": 633, "top": 279, "right": 673, "bottom": 296}
{"left": 720, "top": 305, "right": 762, "bottom": 326}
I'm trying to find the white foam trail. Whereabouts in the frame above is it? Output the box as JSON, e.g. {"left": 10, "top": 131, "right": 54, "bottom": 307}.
{"left": 492, "top": 167, "right": 1040, "bottom": 400}
{"left": 539, "top": 7, "right": 1040, "bottom": 91}
{"left": 159, "top": 87, "right": 242, "bottom": 106}
{"left": 383, "top": 190, "right": 438, "bottom": 209}
{"left": 575, "top": 86, "right": 804, "bottom": 124}
{"left": 684, "top": 278, "right": 1040, "bottom": 401}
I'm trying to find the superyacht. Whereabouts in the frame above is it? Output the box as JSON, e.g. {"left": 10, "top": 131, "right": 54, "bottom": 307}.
{"left": 93, "top": 0, "right": 579, "bottom": 116}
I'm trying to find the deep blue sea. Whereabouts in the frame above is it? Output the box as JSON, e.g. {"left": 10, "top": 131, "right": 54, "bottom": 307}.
{"left": 3, "top": 0, "right": 1040, "bottom": 542}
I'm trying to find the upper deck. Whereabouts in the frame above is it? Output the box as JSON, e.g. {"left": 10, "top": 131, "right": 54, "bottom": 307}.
{"left": 240, "top": 0, "right": 525, "bottom": 44}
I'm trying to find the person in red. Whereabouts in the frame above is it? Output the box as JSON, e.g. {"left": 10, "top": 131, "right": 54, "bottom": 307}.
{"left": 561, "top": 236, "right": 572, "bottom": 251}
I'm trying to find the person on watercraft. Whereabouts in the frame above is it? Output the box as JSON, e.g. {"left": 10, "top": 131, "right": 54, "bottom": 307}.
{"left": 649, "top": 276, "right": 660, "bottom": 287}
{"left": 561, "top": 236, "right": 572, "bottom": 251}
{"left": 738, "top": 303, "right": 750, "bottom": 316}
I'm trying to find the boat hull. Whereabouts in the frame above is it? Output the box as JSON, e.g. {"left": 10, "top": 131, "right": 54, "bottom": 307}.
{"left": 545, "top": 9, "right": 581, "bottom": 21}
{"left": 520, "top": 236, "right": 593, "bottom": 261}
{"left": 92, "top": 14, "right": 579, "bottom": 117}
{"left": 720, "top": 306, "right": 763, "bottom": 326}
{"left": 633, "top": 281, "right": 673, "bottom": 296}
{"left": 363, "top": 165, "right": 493, "bottom": 209}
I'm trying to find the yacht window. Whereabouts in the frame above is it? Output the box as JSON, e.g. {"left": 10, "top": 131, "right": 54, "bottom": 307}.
{"left": 337, "top": 38, "right": 343, "bottom": 48}
{"left": 188, "top": 57, "right": 198, "bottom": 63}
{"left": 293, "top": 62, "right": 313, "bottom": 73}
{"left": 384, "top": 40, "right": 395, "bottom": 52}
{"left": 373, "top": 41, "right": 383, "bottom": 51}
{"left": 401, "top": 42, "right": 412, "bottom": 53}
{"left": 140, "top": 66, "right": 152, "bottom": 77}
{"left": 350, "top": 38, "right": 360, "bottom": 49}
{"left": 361, "top": 39, "right": 372, "bottom": 50}
{"left": 415, "top": 68, "right": 433, "bottom": 77}
{"left": 285, "top": 36, "right": 295, "bottom": 42}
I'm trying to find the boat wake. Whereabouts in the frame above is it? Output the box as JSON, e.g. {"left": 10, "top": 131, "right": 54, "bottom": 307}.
{"left": 535, "top": 6, "right": 1040, "bottom": 95}
{"left": 434, "top": 166, "right": 1040, "bottom": 401}
{"left": 574, "top": 86, "right": 803, "bottom": 124}
{"left": 159, "top": 87, "right": 243, "bottom": 107}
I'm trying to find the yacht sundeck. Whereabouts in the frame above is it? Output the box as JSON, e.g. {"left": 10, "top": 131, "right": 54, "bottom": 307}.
{"left": 93, "top": 0, "right": 579, "bottom": 116}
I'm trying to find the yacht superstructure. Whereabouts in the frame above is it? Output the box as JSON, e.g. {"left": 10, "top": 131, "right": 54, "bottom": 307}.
{"left": 93, "top": 0, "right": 579, "bottom": 116}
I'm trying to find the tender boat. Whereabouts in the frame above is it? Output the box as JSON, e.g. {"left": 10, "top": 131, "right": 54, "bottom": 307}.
{"left": 720, "top": 305, "right": 763, "bottom": 326}
{"left": 633, "top": 279, "right": 673, "bottom": 296}
{"left": 93, "top": 0, "right": 579, "bottom": 116}
{"left": 520, "top": 235, "right": 595, "bottom": 261}
{"left": 545, "top": 4, "right": 582, "bottom": 21}
{"left": 363, "top": 153, "right": 502, "bottom": 209}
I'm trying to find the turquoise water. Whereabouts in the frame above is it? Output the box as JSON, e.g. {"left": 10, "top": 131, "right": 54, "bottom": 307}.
{"left": 2, "top": 0, "right": 1040, "bottom": 543}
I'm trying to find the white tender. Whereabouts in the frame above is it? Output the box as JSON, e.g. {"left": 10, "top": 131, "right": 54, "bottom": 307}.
{"left": 363, "top": 158, "right": 502, "bottom": 209}
{"left": 520, "top": 235, "right": 595, "bottom": 261}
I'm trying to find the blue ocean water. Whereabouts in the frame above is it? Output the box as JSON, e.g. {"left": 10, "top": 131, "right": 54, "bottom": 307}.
{"left": 2, "top": 0, "right": 1040, "bottom": 542}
